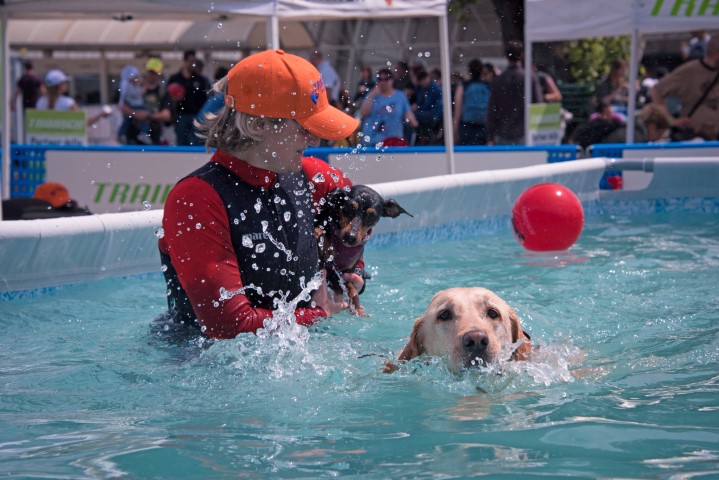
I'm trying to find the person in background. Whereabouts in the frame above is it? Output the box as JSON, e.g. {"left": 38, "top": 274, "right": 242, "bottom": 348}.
{"left": 358, "top": 67, "right": 418, "bottom": 146}
{"left": 570, "top": 100, "right": 627, "bottom": 148}
{"left": 682, "top": 30, "right": 712, "bottom": 61}
{"left": 161, "top": 49, "right": 360, "bottom": 339}
{"left": 10, "top": 60, "right": 42, "bottom": 112}
{"left": 535, "top": 64, "right": 562, "bottom": 103}
{"left": 482, "top": 62, "right": 498, "bottom": 84}
{"left": 310, "top": 50, "right": 341, "bottom": 106}
{"left": 196, "top": 65, "right": 230, "bottom": 122}
{"left": 600, "top": 102, "right": 674, "bottom": 145}
{"left": 486, "top": 41, "right": 543, "bottom": 146}
{"left": 650, "top": 35, "right": 719, "bottom": 141}
{"left": 353, "top": 65, "right": 375, "bottom": 104}
{"left": 117, "top": 64, "right": 148, "bottom": 143}
{"left": 594, "top": 59, "right": 630, "bottom": 119}
{"left": 121, "top": 58, "right": 173, "bottom": 145}
{"left": 453, "top": 58, "right": 491, "bottom": 145}
{"left": 167, "top": 49, "right": 210, "bottom": 146}
{"left": 412, "top": 67, "right": 443, "bottom": 145}
{"left": 35, "top": 69, "right": 78, "bottom": 111}
{"left": 393, "top": 60, "right": 413, "bottom": 95}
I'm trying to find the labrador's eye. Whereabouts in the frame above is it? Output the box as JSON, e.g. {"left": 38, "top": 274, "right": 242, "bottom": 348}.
{"left": 437, "top": 309, "right": 452, "bottom": 321}
{"left": 487, "top": 308, "right": 499, "bottom": 319}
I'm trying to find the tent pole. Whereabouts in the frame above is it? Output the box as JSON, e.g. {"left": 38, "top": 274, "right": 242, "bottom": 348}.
{"left": 1, "top": 13, "right": 10, "bottom": 216}
{"left": 267, "top": 14, "right": 280, "bottom": 49}
{"left": 627, "top": 28, "right": 639, "bottom": 143}
{"left": 438, "top": 13, "right": 455, "bottom": 175}
{"left": 524, "top": 36, "right": 532, "bottom": 146}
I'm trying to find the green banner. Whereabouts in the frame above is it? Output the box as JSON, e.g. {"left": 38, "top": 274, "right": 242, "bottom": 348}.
{"left": 25, "top": 109, "right": 87, "bottom": 145}
{"left": 529, "top": 103, "right": 562, "bottom": 145}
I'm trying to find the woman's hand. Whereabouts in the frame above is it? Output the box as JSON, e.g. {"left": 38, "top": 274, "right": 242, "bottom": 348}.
{"left": 311, "top": 270, "right": 349, "bottom": 316}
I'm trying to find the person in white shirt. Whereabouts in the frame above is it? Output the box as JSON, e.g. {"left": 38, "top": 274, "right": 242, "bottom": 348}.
{"left": 35, "top": 69, "right": 78, "bottom": 111}
{"left": 310, "top": 51, "right": 341, "bottom": 106}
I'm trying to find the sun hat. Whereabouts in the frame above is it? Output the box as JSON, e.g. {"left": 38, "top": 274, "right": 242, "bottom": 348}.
{"left": 44, "top": 69, "right": 70, "bottom": 87}
{"left": 33, "top": 182, "right": 71, "bottom": 208}
{"left": 146, "top": 58, "right": 163, "bottom": 74}
{"left": 224, "top": 49, "right": 358, "bottom": 141}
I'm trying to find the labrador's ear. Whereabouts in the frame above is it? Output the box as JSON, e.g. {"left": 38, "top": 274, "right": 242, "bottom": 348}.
{"left": 509, "top": 306, "right": 532, "bottom": 361}
{"left": 397, "top": 316, "right": 425, "bottom": 361}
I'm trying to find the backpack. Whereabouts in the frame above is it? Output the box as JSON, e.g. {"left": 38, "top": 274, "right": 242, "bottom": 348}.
{"left": 461, "top": 81, "right": 490, "bottom": 124}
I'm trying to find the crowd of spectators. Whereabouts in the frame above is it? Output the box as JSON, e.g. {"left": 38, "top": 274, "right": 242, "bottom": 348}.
{"left": 11, "top": 32, "right": 719, "bottom": 150}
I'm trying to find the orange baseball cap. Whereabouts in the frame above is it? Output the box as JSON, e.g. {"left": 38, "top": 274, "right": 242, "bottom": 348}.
{"left": 224, "top": 49, "right": 358, "bottom": 141}
{"left": 34, "top": 182, "right": 71, "bottom": 208}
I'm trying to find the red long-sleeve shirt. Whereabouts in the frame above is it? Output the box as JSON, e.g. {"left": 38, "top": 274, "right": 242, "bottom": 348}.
{"left": 158, "top": 151, "right": 352, "bottom": 339}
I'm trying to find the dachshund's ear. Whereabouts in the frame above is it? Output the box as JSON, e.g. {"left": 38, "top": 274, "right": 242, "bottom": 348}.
{"left": 397, "top": 317, "right": 425, "bottom": 361}
{"left": 326, "top": 188, "right": 347, "bottom": 208}
{"left": 383, "top": 199, "right": 413, "bottom": 218}
{"left": 509, "top": 306, "right": 532, "bottom": 361}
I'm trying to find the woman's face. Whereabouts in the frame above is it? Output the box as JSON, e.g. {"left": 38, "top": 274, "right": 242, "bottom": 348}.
{"left": 263, "top": 120, "right": 320, "bottom": 173}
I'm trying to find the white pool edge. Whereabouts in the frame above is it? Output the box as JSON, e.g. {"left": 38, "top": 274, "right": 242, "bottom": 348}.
{"left": 1, "top": 157, "right": 717, "bottom": 294}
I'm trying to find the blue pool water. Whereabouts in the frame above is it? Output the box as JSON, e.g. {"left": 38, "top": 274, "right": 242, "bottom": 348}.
{"left": 1, "top": 203, "right": 718, "bottom": 478}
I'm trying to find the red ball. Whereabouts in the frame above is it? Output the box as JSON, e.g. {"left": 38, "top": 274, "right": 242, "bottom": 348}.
{"left": 511, "top": 183, "right": 584, "bottom": 251}
{"left": 167, "top": 83, "right": 186, "bottom": 101}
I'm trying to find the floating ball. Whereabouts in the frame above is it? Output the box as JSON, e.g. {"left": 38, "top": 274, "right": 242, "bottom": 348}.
{"left": 167, "top": 83, "right": 186, "bottom": 102}
{"left": 511, "top": 183, "right": 584, "bottom": 251}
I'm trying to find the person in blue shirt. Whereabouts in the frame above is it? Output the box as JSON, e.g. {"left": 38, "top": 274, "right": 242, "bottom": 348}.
{"left": 412, "top": 67, "right": 443, "bottom": 145}
{"left": 196, "top": 66, "right": 230, "bottom": 123}
{"left": 357, "top": 68, "right": 418, "bottom": 147}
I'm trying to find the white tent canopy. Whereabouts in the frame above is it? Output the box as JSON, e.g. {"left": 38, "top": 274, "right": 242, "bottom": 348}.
{"left": 524, "top": 0, "right": 719, "bottom": 144}
{"left": 1, "top": 0, "right": 453, "bottom": 213}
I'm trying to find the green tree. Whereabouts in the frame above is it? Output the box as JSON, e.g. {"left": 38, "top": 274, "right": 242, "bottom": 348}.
{"left": 565, "top": 37, "right": 630, "bottom": 84}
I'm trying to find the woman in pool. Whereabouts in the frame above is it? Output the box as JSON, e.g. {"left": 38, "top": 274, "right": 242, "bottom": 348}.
{"left": 158, "top": 49, "right": 360, "bottom": 339}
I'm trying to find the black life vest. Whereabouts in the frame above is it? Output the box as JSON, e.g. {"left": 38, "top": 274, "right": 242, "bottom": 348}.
{"left": 161, "top": 162, "right": 320, "bottom": 326}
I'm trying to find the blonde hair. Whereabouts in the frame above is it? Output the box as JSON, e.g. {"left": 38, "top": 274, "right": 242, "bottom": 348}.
{"left": 194, "top": 76, "right": 285, "bottom": 153}
{"left": 639, "top": 103, "right": 673, "bottom": 130}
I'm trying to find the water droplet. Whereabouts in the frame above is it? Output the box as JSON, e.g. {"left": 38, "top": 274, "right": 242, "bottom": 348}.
{"left": 195, "top": 223, "right": 202, "bottom": 229}
{"left": 255, "top": 243, "right": 266, "bottom": 253}
{"left": 290, "top": 111, "right": 296, "bottom": 116}
{"left": 284, "top": 211, "right": 291, "bottom": 221}
{"left": 233, "top": 218, "right": 240, "bottom": 225}
{"left": 154, "top": 228, "right": 165, "bottom": 238}
{"left": 161, "top": 264, "right": 168, "bottom": 272}
{"left": 312, "top": 173, "right": 326, "bottom": 183}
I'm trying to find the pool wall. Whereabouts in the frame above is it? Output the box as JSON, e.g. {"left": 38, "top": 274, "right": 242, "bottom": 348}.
{"left": 0, "top": 157, "right": 717, "bottom": 294}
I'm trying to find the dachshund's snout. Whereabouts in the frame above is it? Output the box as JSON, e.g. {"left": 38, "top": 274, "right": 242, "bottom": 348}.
{"left": 462, "top": 330, "right": 489, "bottom": 357}
{"left": 343, "top": 231, "right": 359, "bottom": 246}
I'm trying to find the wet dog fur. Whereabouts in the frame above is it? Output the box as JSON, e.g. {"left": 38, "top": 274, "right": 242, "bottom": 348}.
{"left": 315, "top": 185, "right": 411, "bottom": 315}
{"left": 386, "top": 287, "right": 532, "bottom": 373}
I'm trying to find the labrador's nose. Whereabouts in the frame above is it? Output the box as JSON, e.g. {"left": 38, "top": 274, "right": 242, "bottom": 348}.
{"left": 462, "top": 330, "right": 489, "bottom": 356}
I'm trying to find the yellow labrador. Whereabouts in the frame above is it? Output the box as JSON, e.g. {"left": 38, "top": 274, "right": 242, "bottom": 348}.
{"left": 390, "top": 287, "right": 532, "bottom": 373}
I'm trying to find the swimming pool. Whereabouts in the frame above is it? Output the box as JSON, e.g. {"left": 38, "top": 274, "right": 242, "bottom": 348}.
{"left": 1, "top": 197, "right": 718, "bottom": 478}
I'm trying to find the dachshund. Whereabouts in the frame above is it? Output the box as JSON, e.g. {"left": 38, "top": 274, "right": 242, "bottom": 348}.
{"left": 315, "top": 185, "right": 411, "bottom": 316}
{"left": 386, "top": 287, "right": 532, "bottom": 373}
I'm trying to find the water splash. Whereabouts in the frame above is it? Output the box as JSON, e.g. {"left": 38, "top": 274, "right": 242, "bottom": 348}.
{"left": 260, "top": 221, "right": 293, "bottom": 261}
{"left": 215, "top": 271, "right": 327, "bottom": 379}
